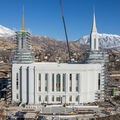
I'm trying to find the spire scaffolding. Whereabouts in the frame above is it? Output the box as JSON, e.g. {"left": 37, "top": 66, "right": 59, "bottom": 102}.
{"left": 20, "top": 6, "right": 25, "bottom": 33}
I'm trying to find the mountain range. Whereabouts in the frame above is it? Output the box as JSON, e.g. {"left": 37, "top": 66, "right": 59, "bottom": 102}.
{"left": 0, "top": 25, "right": 120, "bottom": 49}
{"left": 0, "top": 25, "right": 15, "bottom": 37}
{"left": 76, "top": 33, "right": 120, "bottom": 49}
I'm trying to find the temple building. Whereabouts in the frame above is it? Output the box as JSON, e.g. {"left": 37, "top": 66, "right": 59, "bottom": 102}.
{"left": 12, "top": 10, "right": 108, "bottom": 105}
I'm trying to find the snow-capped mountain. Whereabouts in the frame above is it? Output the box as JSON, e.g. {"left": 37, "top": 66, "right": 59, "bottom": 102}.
{"left": 0, "top": 24, "right": 120, "bottom": 49}
{"left": 0, "top": 25, "right": 15, "bottom": 37}
{"left": 76, "top": 33, "right": 120, "bottom": 49}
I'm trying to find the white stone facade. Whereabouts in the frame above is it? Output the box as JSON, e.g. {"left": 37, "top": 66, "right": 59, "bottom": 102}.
{"left": 12, "top": 62, "right": 103, "bottom": 105}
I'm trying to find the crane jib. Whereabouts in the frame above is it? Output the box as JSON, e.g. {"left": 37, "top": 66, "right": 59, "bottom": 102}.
{"left": 60, "top": 0, "right": 71, "bottom": 62}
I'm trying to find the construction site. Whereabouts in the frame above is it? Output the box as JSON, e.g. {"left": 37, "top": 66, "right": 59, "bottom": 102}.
{"left": 0, "top": 0, "right": 120, "bottom": 119}
{"left": 0, "top": 44, "right": 120, "bottom": 120}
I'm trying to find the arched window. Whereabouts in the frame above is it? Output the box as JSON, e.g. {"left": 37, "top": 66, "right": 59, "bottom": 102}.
{"left": 56, "top": 74, "right": 61, "bottom": 91}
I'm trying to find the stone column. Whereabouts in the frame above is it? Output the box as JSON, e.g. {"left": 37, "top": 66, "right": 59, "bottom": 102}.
{"left": 48, "top": 73, "right": 51, "bottom": 103}
{"left": 28, "top": 66, "right": 34, "bottom": 104}
{"left": 65, "top": 73, "right": 69, "bottom": 103}
{"left": 12, "top": 65, "right": 19, "bottom": 102}
{"left": 54, "top": 73, "right": 56, "bottom": 92}
{"left": 41, "top": 73, "right": 45, "bottom": 103}
{"left": 21, "top": 66, "right": 27, "bottom": 103}
{"left": 61, "top": 73, "right": 63, "bottom": 92}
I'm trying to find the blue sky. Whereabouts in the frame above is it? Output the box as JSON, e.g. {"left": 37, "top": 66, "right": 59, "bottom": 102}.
{"left": 0, "top": 0, "right": 120, "bottom": 40}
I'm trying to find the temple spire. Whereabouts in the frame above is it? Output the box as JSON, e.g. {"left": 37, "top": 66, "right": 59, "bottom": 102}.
{"left": 90, "top": 10, "right": 99, "bottom": 51}
{"left": 91, "top": 10, "right": 97, "bottom": 33}
{"left": 20, "top": 6, "right": 25, "bottom": 33}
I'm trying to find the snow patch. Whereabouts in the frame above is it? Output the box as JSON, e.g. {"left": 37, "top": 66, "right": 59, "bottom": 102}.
{"left": 0, "top": 25, "right": 15, "bottom": 37}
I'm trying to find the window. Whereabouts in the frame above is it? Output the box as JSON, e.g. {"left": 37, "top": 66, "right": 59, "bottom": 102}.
{"left": 38, "top": 73, "right": 41, "bottom": 91}
{"left": 45, "top": 86, "right": 47, "bottom": 91}
{"left": 69, "top": 96, "right": 72, "bottom": 102}
{"left": 56, "top": 74, "right": 61, "bottom": 92}
{"left": 52, "top": 96, "right": 54, "bottom": 101}
{"left": 39, "top": 96, "right": 41, "bottom": 102}
{"left": 98, "top": 73, "right": 100, "bottom": 90}
{"left": 56, "top": 96, "right": 61, "bottom": 101}
{"left": 63, "top": 74, "right": 66, "bottom": 91}
{"left": 45, "top": 96, "right": 48, "bottom": 102}
{"left": 94, "top": 38, "right": 96, "bottom": 50}
{"left": 39, "top": 87, "right": 41, "bottom": 91}
{"left": 52, "top": 74, "right": 54, "bottom": 91}
{"left": 69, "top": 74, "right": 72, "bottom": 92}
{"left": 76, "top": 96, "right": 79, "bottom": 102}
{"left": 21, "top": 35, "right": 24, "bottom": 49}
{"left": 16, "top": 73, "right": 19, "bottom": 90}
{"left": 76, "top": 74, "right": 79, "bottom": 92}
{"left": 45, "top": 73, "right": 48, "bottom": 80}
{"left": 98, "top": 94, "right": 100, "bottom": 100}
{"left": 69, "top": 87, "right": 72, "bottom": 92}
{"left": 76, "top": 87, "right": 78, "bottom": 92}
{"left": 39, "top": 73, "right": 41, "bottom": 80}
{"left": 76, "top": 74, "right": 79, "bottom": 81}
{"left": 16, "top": 94, "right": 18, "bottom": 99}
{"left": 45, "top": 73, "right": 48, "bottom": 91}
{"left": 70, "top": 74, "right": 72, "bottom": 80}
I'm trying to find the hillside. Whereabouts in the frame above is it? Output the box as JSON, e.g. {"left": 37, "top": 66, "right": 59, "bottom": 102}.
{"left": 0, "top": 36, "right": 88, "bottom": 63}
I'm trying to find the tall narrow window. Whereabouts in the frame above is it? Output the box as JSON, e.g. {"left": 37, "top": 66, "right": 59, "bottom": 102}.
{"left": 98, "top": 73, "right": 101, "bottom": 90}
{"left": 56, "top": 74, "right": 61, "bottom": 91}
{"left": 38, "top": 73, "right": 41, "bottom": 91}
{"left": 39, "top": 96, "right": 41, "bottom": 102}
{"left": 69, "top": 74, "right": 72, "bottom": 92}
{"left": 76, "top": 96, "right": 79, "bottom": 102}
{"left": 52, "top": 96, "right": 54, "bottom": 102}
{"left": 21, "top": 35, "right": 24, "bottom": 49}
{"left": 69, "top": 96, "right": 72, "bottom": 102}
{"left": 45, "top": 73, "right": 48, "bottom": 91}
{"left": 45, "top": 96, "right": 48, "bottom": 102}
{"left": 16, "top": 94, "right": 18, "bottom": 99}
{"left": 52, "top": 74, "right": 54, "bottom": 91}
{"left": 63, "top": 74, "right": 66, "bottom": 91}
{"left": 16, "top": 73, "right": 18, "bottom": 90}
{"left": 76, "top": 74, "right": 79, "bottom": 92}
{"left": 94, "top": 38, "right": 96, "bottom": 50}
